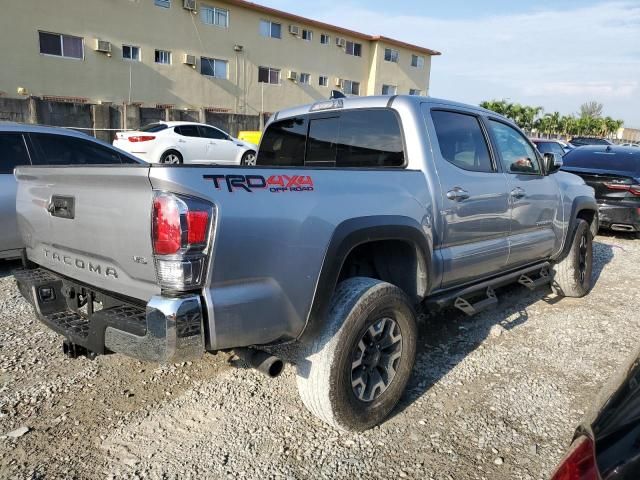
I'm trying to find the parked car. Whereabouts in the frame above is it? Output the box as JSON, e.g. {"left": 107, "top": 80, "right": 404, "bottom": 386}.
{"left": 570, "top": 137, "right": 614, "bottom": 147}
{"left": 113, "top": 121, "right": 257, "bottom": 166}
{"left": 531, "top": 138, "right": 568, "bottom": 157}
{"left": 13, "top": 96, "right": 597, "bottom": 431}
{"left": 620, "top": 142, "right": 639, "bottom": 148}
{"left": 550, "top": 346, "right": 640, "bottom": 480}
{"left": 562, "top": 145, "right": 640, "bottom": 238}
{"left": 0, "top": 124, "right": 142, "bottom": 260}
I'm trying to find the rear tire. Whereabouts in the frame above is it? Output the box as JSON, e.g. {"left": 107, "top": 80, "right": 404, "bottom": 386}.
{"left": 160, "top": 150, "right": 183, "bottom": 165}
{"left": 296, "top": 277, "right": 417, "bottom": 431}
{"left": 551, "top": 219, "right": 593, "bottom": 297}
{"left": 241, "top": 150, "right": 257, "bottom": 166}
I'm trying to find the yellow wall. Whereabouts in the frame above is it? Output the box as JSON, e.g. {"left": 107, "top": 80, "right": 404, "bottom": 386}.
{"left": 0, "top": 0, "right": 434, "bottom": 114}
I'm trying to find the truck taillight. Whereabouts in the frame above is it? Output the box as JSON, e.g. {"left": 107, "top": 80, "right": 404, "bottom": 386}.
{"left": 128, "top": 135, "right": 156, "bottom": 142}
{"left": 550, "top": 436, "right": 598, "bottom": 480}
{"left": 152, "top": 192, "right": 215, "bottom": 291}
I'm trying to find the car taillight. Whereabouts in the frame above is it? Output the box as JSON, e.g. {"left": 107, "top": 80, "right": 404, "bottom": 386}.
{"left": 152, "top": 192, "right": 215, "bottom": 291}
{"left": 605, "top": 182, "right": 640, "bottom": 197}
{"left": 128, "top": 135, "right": 156, "bottom": 142}
{"left": 550, "top": 436, "right": 599, "bottom": 480}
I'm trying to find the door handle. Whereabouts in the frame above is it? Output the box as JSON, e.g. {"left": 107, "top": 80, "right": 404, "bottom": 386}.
{"left": 446, "top": 187, "right": 470, "bottom": 202}
{"left": 510, "top": 187, "right": 526, "bottom": 199}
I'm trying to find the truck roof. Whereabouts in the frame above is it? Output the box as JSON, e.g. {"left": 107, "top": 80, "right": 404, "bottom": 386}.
{"left": 272, "top": 95, "right": 510, "bottom": 124}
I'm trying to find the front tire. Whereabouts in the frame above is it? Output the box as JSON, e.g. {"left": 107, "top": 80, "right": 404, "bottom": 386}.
{"left": 296, "top": 277, "right": 417, "bottom": 431}
{"left": 551, "top": 219, "right": 593, "bottom": 297}
{"left": 241, "top": 151, "right": 257, "bottom": 166}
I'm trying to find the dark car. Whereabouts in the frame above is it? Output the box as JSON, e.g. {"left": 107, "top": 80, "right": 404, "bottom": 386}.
{"left": 551, "top": 347, "right": 640, "bottom": 479}
{"left": 532, "top": 138, "right": 569, "bottom": 156}
{"left": 570, "top": 137, "right": 614, "bottom": 147}
{"left": 0, "top": 124, "right": 144, "bottom": 260}
{"left": 562, "top": 146, "right": 640, "bottom": 237}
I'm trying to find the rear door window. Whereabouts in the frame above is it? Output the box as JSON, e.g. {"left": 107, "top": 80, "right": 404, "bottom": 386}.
{"left": 258, "top": 117, "right": 308, "bottom": 167}
{"left": 175, "top": 125, "right": 200, "bottom": 137}
{"left": 0, "top": 133, "right": 31, "bottom": 174}
{"left": 431, "top": 110, "right": 494, "bottom": 173}
{"left": 29, "top": 133, "right": 124, "bottom": 165}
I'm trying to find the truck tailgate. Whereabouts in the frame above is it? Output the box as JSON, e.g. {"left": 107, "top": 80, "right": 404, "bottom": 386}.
{"left": 15, "top": 166, "right": 160, "bottom": 302}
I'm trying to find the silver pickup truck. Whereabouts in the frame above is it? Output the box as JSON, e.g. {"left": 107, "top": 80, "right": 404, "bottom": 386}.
{"left": 14, "top": 95, "right": 597, "bottom": 431}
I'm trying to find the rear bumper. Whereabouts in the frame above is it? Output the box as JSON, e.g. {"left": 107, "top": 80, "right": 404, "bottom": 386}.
{"left": 14, "top": 267, "right": 205, "bottom": 363}
{"left": 597, "top": 203, "right": 640, "bottom": 231}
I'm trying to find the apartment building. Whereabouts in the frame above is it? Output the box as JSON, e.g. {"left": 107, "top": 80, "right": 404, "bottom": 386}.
{"left": 0, "top": 0, "right": 440, "bottom": 115}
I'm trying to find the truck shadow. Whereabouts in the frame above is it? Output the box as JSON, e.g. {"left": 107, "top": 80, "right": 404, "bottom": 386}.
{"left": 390, "top": 240, "right": 614, "bottom": 420}
{"left": 0, "top": 259, "right": 21, "bottom": 279}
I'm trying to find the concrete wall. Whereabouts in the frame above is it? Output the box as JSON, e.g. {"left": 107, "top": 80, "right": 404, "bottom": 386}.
{"left": 0, "top": 97, "right": 262, "bottom": 142}
{"left": 0, "top": 0, "right": 436, "bottom": 114}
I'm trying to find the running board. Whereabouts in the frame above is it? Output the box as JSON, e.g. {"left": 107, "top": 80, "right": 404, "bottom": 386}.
{"left": 454, "top": 287, "right": 497, "bottom": 316}
{"left": 518, "top": 267, "right": 551, "bottom": 291}
{"left": 426, "top": 261, "right": 551, "bottom": 313}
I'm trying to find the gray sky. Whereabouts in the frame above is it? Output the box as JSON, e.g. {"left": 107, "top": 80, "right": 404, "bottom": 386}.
{"left": 259, "top": 0, "right": 640, "bottom": 127}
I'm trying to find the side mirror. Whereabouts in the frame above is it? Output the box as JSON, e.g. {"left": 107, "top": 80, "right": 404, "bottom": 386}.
{"left": 543, "top": 152, "right": 563, "bottom": 174}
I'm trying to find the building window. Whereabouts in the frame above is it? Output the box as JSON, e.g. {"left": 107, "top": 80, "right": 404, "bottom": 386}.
{"left": 345, "top": 41, "right": 362, "bottom": 57}
{"left": 39, "top": 31, "right": 83, "bottom": 59}
{"left": 259, "top": 66, "right": 281, "bottom": 84}
{"left": 122, "top": 45, "right": 140, "bottom": 61}
{"left": 343, "top": 80, "right": 360, "bottom": 96}
{"left": 201, "top": 6, "right": 229, "bottom": 28}
{"left": 411, "top": 54, "right": 425, "bottom": 68}
{"left": 299, "top": 73, "right": 311, "bottom": 84}
{"left": 409, "top": 88, "right": 421, "bottom": 96}
{"left": 201, "top": 57, "right": 228, "bottom": 78}
{"left": 381, "top": 85, "right": 397, "bottom": 95}
{"left": 301, "top": 29, "right": 313, "bottom": 41}
{"left": 320, "top": 34, "right": 330, "bottom": 45}
{"left": 155, "top": 49, "right": 171, "bottom": 64}
{"left": 155, "top": 0, "right": 170, "bottom": 8}
{"left": 318, "top": 75, "right": 328, "bottom": 87}
{"left": 260, "top": 20, "right": 282, "bottom": 39}
{"left": 384, "top": 48, "right": 399, "bottom": 63}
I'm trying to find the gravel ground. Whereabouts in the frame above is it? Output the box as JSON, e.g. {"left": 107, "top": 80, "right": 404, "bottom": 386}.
{"left": 1, "top": 233, "right": 639, "bottom": 479}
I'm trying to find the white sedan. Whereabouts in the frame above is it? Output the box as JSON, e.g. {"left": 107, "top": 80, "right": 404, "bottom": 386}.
{"left": 113, "top": 121, "right": 257, "bottom": 165}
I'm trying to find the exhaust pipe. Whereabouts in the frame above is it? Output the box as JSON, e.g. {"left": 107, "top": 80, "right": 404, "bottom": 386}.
{"left": 611, "top": 224, "right": 635, "bottom": 232}
{"left": 234, "top": 348, "right": 284, "bottom": 378}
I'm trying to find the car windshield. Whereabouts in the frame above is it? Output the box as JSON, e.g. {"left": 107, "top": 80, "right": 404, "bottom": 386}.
{"left": 139, "top": 123, "right": 168, "bottom": 133}
{"left": 563, "top": 148, "right": 640, "bottom": 173}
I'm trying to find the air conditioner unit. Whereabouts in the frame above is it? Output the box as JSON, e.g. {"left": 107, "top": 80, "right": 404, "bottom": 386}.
{"left": 183, "top": 54, "right": 197, "bottom": 67}
{"left": 287, "top": 70, "right": 298, "bottom": 81}
{"left": 336, "top": 37, "right": 346, "bottom": 48}
{"left": 289, "top": 25, "right": 300, "bottom": 36}
{"left": 95, "top": 39, "right": 112, "bottom": 54}
{"left": 183, "top": 0, "right": 197, "bottom": 11}
{"left": 335, "top": 78, "right": 343, "bottom": 87}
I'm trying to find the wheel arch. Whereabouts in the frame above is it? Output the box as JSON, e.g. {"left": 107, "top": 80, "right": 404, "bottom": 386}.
{"left": 554, "top": 195, "right": 598, "bottom": 260}
{"left": 298, "top": 215, "right": 432, "bottom": 343}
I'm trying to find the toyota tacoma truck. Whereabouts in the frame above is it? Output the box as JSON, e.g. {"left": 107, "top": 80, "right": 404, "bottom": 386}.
{"left": 13, "top": 95, "right": 597, "bottom": 431}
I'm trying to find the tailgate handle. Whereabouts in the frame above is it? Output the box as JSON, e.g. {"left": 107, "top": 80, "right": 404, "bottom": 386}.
{"left": 48, "top": 196, "right": 75, "bottom": 219}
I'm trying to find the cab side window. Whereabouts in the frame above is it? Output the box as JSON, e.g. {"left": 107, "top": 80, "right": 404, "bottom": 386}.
{"left": 431, "top": 110, "right": 494, "bottom": 173}
{"left": 0, "top": 133, "right": 31, "bottom": 174}
{"left": 29, "top": 134, "right": 123, "bottom": 165}
{"left": 489, "top": 120, "right": 541, "bottom": 175}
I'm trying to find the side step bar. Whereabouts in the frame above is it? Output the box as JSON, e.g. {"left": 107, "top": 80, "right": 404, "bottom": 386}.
{"left": 427, "top": 262, "right": 552, "bottom": 316}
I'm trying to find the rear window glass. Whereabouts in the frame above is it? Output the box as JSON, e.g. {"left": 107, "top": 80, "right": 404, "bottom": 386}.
{"left": 257, "top": 109, "right": 404, "bottom": 168}
{"left": 29, "top": 133, "right": 124, "bottom": 165}
{"left": 0, "top": 133, "right": 31, "bottom": 174}
{"left": 140, "top": 123, "right": 168, "bottom": 133}
{"left": 259, "top": 117, "right": 308, "bottom": 167}
{"left": 563, "top": 148, "right": 640, "bottom": 173}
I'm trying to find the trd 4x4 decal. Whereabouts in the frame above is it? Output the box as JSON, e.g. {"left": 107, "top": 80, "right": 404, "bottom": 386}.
{"left": 204, "top": 174, "right": 314, "bottom": 193}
